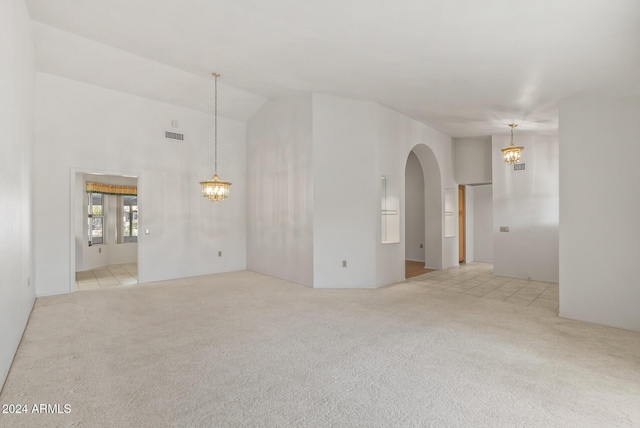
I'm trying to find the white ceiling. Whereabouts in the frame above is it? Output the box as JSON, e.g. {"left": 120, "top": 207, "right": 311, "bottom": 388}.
{"left": 26, "top": 0, "right": 640, "bottom": 137}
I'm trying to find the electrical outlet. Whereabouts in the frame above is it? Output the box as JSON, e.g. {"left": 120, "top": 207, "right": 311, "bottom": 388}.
{"left": 342, "top": 260, "right": 347, "bottom": 268}
{"left": 98, "top": 247, "right": 102, "bottom": 253}
{"left": 420, "top": 244, "right": 423, "bottom": 248}
{"left": 500, "top": 226, "right": 509, "bottom": 232}
{"left": 218, "top": 251, "right": 222, "bottom": 257}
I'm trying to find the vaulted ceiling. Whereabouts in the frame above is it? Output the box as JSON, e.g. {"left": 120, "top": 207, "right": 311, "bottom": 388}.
{"left": 26, "top": 0, "right": 640, "bottom": 137}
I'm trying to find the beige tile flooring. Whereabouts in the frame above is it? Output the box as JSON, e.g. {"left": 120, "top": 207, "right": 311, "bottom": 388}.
{"left": 74, "top": 262, "right": 558, "bottom": 315}
{"left": 408, "top": 262, "right": 559, "bottom": 313}
{"left": 75, "top": 263, "right": 138, "bottom": 291}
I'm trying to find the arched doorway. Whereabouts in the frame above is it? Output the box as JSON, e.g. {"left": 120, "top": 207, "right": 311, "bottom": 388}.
{"left": 405, "top": 151, "right": 425, "bottom": 267}
{"left": 404, "top": 144, "right": 442, "bottom": 277}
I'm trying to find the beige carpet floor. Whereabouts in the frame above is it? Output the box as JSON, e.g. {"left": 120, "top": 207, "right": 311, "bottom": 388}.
{"left": 1, "top": 269, "right": 639, "bottom": 427}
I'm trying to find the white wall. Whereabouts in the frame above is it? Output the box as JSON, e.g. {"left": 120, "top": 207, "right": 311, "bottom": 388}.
{"left": 559, "top": 97, "right": 640, "bottom": 332}
{"left": 245, "top": 93, "right": 455, "bottom": 289}
{"left": 312, "top": 94, "right": 378, "bottom": 288}
{"left": 464, "top": 186, "right": 474, "bottom": 262}
{"left": 75, "top": 173, "right": 138, "bottom": 272}
{"left": 245, "top": 93, "right": 455, "bottom": 288}
{"left": 405, "top": 152, "right": 425, "bottom": 262}
{"left": 454, "top": 137, "right": 492, "bottom": 185}
{"left": 492, "top": 134, "right": 559, "bottom": 282}
{"left": 35, "top": 73, "right": 247, "bottom": 296}
{"left": 0, "top": 0, "right": 36, "bottom": 389}
{"left": 246, "top": 95, "right": 314, "bottom": 287}
{"left": 310, "top": 95, "right": 456, "bottom": 288}
{"left": 472, "top": 184, "right": 493, "bottom": 262}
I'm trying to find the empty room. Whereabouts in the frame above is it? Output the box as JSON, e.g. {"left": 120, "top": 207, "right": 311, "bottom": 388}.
{"left": 1, "top": 0, "right": 639, "bottom": 426}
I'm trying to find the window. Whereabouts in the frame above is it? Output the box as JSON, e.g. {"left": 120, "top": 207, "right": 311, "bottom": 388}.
{"left": 88, "top": 193, "right": 104, "bottom": 245}
{"left": 85, "top": 182, "right": 138, "bottom": 246}
{"left": 122, "top": 195, "right": 138, "bottom": 243}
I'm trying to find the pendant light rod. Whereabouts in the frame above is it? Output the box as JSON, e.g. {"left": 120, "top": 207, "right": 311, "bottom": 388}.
{"left": 199, "top": 72, "right": 231, "bottom": 201}
{"left": 212, "top": 72, "right": 220, "bottom": 174}
{"left": 509, "top": 123, "right": 517, "bottom": 146}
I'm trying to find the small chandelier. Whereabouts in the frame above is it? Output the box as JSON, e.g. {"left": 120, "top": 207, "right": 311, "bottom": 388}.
{"left": 200, "top": 72, "right": 231, "bottom": 201}
{"left": 501, "top": 123, "right": 524, "bottom": 164}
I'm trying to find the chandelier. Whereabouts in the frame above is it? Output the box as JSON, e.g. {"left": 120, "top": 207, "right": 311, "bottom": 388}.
{"left": 501, "top": 123, "right": 524, "bottom": 164}
{"left": 200, "top": 72, "right": 231, "bottom": 201}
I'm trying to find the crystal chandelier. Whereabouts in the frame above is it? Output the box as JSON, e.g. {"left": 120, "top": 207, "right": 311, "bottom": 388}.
{"left": 200, "top": 73, "right": 231, "bottom": 201}
{"left": 501, "top": 123, "right": 524, "bottom": 164}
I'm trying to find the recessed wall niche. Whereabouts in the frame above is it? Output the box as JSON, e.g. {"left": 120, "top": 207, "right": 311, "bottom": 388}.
{"left": 444, "top": 187, "right": 456, "bottom": 238}
{"left": 381, "top": 176, "right": 400, "bottom": 244}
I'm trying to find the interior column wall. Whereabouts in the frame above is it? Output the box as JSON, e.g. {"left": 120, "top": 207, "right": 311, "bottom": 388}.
{"left": 312, "top": 94, "right": 377, "bottom": 288}
{"left": 246, "top": 95, "right": 314, "bottom": 287}
{"left": 559, "top": 97, "right": 640, "bottom": 332}
{"left": 0, "top": 0, "right": 36, "bottom": 389}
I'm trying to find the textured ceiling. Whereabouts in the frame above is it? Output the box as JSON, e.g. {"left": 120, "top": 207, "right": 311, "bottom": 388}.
{"left": 26, "top": 0, "right": 640, "bottom": 137}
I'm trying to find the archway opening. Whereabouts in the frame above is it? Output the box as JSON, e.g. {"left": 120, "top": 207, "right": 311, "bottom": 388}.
{"left": 405, "top": 151, "right": 426, "bottom": 277}
{"left": 404, "top": 144, "right": 443, "bottom": 278}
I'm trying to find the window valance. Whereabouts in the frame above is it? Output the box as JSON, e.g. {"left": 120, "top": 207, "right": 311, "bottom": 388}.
{"left": 86, "top": 182, "right": 137, "bottom": 196}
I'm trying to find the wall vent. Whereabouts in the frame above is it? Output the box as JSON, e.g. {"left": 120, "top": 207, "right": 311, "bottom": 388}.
{"left": 164, "top": 130, "right": 185, "bottom": 141}
{"left": 514, "top": 163, "right": 525, "bottom": 171}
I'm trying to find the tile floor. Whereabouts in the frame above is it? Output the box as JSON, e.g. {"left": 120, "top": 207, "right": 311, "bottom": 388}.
{"left": 75, "top": 263, "right": 138, "bottom": 291}
{"left": 408, "top": 262, "right": 559, "bottom": 313}
{"left": 74, "top": 262, "right": 558, "bottom": 315}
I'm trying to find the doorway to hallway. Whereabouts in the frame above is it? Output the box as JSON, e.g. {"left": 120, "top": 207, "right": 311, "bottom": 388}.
{"left": 405, "top": 151, "right": 425, "bottom": 277}
{"left": 405, "top": 260, "right": 435, "bottom": 279}
{"left": 404, "top": 144, "right": 444, "bottom": 278}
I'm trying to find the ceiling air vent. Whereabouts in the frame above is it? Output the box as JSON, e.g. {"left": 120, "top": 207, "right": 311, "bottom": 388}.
{"left": 514, "top": 163, "right": 525, "bottom": 171}
{"left": 164, "top": 130, "right": 185, "bottom": 141}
